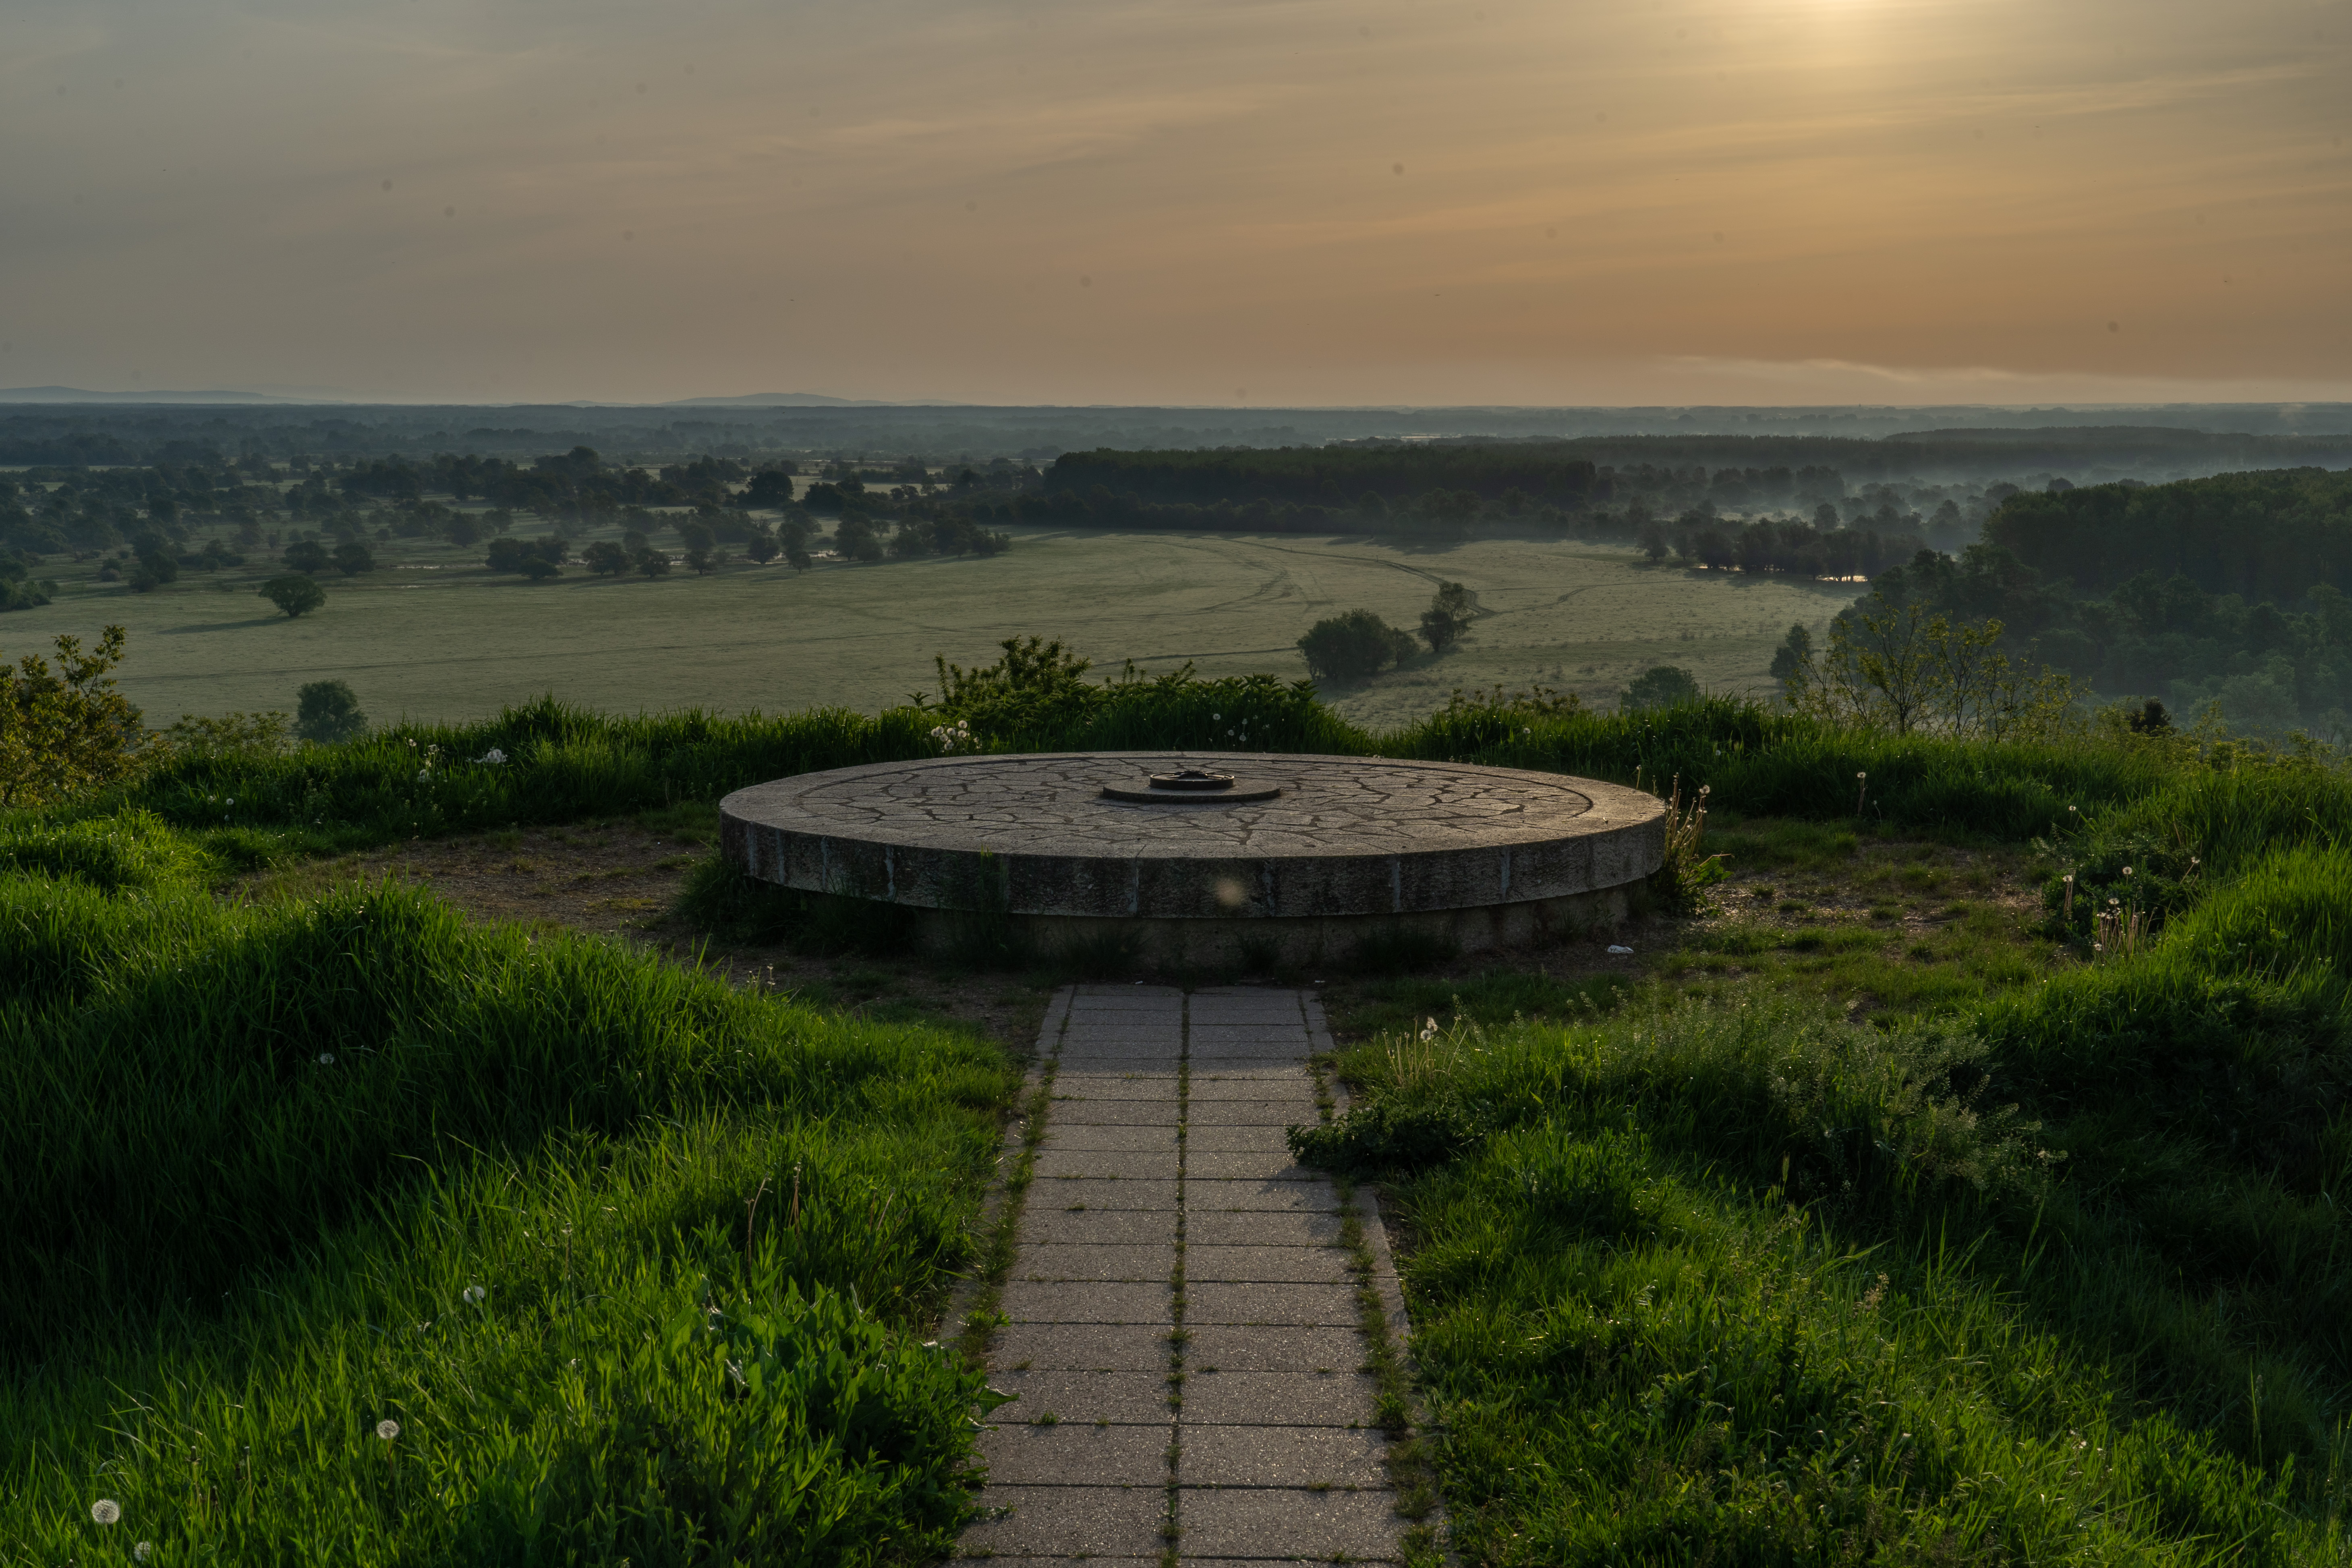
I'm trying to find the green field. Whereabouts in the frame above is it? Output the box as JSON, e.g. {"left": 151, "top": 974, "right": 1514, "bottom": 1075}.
{"left": 8, "top": 524, "right": 1853, "bottom": 728}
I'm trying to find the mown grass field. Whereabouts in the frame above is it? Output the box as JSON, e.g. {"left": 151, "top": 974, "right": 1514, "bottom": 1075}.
{"left": 9, "top": 522, "right": 1851, "bottom": 728}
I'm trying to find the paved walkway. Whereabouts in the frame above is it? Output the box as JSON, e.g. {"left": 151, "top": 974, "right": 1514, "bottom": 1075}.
{"left": 959, "top": 985, "right": 1415, "bottom": 1564}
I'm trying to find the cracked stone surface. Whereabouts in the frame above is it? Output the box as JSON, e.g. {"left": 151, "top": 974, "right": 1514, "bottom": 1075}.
{"left": 721, "top": 751, "right": 1664, "bottom": 925}
{"left": 961, "top": 985, "right": 1422, "bottom": 1564}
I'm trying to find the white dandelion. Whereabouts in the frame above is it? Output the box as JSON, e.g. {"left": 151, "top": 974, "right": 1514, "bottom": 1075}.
{"left": 377, "top": 1419, "right": 400, "bottom": 1440}
{"left": 463, "top": 1284, "right": 487, "bottom": 1305}
{"left": 92, "top": 1499, "right": 122, "bottom": 1525}
{"left": 135, "top": 1544, "right": 154, "bottom": 1563}
{"left": 318, "top": 1052, "right": 335, "bottom": 1065}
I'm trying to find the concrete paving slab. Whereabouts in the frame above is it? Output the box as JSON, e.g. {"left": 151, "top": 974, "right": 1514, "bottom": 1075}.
{"left": 1001, "top": 1280, "right": 1173, "bottom": 1324}
{"left": 1017, "top": 1208, "right": 1179, "bottom": 1247}
{"left": 1012, "top": 1243, "right": 1175, "bottom": 1283}
{"left": 1187, "top": 1281, "right": 1361, "bottom": 1327}
{"left": 1184, "top": 1151, "right": 1316, "bottom": 1181}
{"left": 1175, "top": 1487, "right": 1407, "bottom": 1559}
{"left": 1183, "top": 1325, "right": 1369, "bottom": 1373}
{"left": 1183, "top": 1180, "right": 1343, "bottom": 1213}
{"left": 1180, "top": 1371, "right": 1380, "bottom": 1427}
{"left": 959, "top": 1483, "right": 1168, "bottom": 1558}
{"left": 1184, "top": 1245, "right": 1352, "bottom": 1284}
{"left": 1036, "top": 1178, "right": 1180, "bottom": 1210}
{"left": 1184, "top": 1210, "right": 1346, "bottom": 1248}
{"left": 986, "top": 1369, "right": 1175, "bottom": 1425}
{"left": 1044, "top": 1125, "right": 1180, "bottom": 1151}
{"left": 978, "top": 1421, "right": 1172, "bottom": 1486}
{"left": 1182, "top": 1101, "right": 1322, "bottom": 1127}
{"left": 1188, "top": 1070, "right": 1317, "bottom": 1091}
{"left": 1052, "top": 1073, "right": 1181, "bottom": 1096}
{"left": 1185, "top": 1125, "right": 1296, "bottom": 1152}
{"left": 991, "top": 1323, "right": 1175, "bottom": 1371}
{"left": 1035, "top": 1149, "right": 1182, "bottom": 1179}
{"left": 1050, "top": 1099, "right": 1189, "bottom": 1126}
{"left": 1181, "top": 1425, "right": 1391, "bottom": 1488}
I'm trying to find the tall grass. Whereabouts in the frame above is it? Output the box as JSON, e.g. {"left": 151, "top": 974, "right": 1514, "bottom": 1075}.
{"left": 0, "top": 857, "right": 1017, "bottom": 1564}
{"left": 1313, "top": 999, "right": 2349, "bottom": 1565}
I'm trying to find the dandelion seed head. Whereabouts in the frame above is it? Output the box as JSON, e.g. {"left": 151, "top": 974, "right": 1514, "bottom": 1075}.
{"left": 377, "top": 1419, "right": 400, "bottom": 1440}
{"left": 92, "top": 1499, "right": 122, "bottom": 1525}
{"left": 135, "top": 1543, "right": 155, "bottom": 1563}
{"left": 318, "top": 1052, "right": 335, "bottom": 1065}
{"left": 463, "top": 1284, "right": 486, "bottom": 1305}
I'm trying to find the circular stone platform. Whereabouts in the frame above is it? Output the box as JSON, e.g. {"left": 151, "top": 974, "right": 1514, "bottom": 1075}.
{"left": 719, "top": 752, "right": 1666, "bottom": 965}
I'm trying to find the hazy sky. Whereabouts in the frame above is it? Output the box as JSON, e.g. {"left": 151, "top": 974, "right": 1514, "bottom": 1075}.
{"left": 4, "top": 0, "right": 2348, "bottom": 406}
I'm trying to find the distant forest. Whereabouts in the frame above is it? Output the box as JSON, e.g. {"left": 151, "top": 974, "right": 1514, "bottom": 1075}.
{"left": 1867, "top": 469, "right": 2352, "bottom": 733}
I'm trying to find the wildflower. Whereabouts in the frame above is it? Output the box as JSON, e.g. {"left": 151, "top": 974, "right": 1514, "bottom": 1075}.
{"left": 1419, "top": 1016, "right": 1439, "bottom": 1041}
{"left": 477, "top": 747, "right": 508, "bottom": 765}
{"left": 318, "top": 1052, "right": 335, "bottom": 1065}
{"left": 463, "top": 1284, "right": 487, "bottom": 1305}
{"left": 135, "top": 1544, "right": 154, "bottom": 1563}
{"left": 417, "top": 768, "right": 431, "bottom": 782}
{"left": 377, "top": 1419, "right": 400, "bottom": 1440}
{"left": 93, "top": 1499, "right": 122, "bottom": 1525}
{"left": 2121, "top": 866, "right": 2133, "bottom": 877}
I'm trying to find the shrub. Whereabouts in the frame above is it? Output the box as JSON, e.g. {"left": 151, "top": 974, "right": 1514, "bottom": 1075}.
{"left": 0, "top": 624, "right": 157, "bottom": 808}
{"left": 1297, "top": 608, "right": 1417, "bottom": 681}
{"left": 295, "top": 679, "right": 368, "bottom": 745}
{"left": 1622, "top": 665, "right": 1701, "bottom": 710}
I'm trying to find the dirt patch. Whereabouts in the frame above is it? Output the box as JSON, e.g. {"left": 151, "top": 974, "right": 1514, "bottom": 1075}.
{"left": 241, "top": 820, "right": 1057, "bottom": 1053}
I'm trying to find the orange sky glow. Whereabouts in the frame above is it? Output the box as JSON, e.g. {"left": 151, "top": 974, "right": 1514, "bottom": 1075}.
{"left": 4, "top": 0, "right": 2348, "bottom": 405}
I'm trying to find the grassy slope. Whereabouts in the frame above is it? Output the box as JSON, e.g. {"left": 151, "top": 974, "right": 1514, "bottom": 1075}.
{"left": 11, "top": 675, "right": 2352, "bottom": 1563}
{"left": 1312, "top": 761, "right": 2352, "bottom": 1566}
{"left": 7, "top": 524, "right": 1847, "bottom": 727}
{"left": 0, "top": 844, "right": 1015, "bottom": 1564}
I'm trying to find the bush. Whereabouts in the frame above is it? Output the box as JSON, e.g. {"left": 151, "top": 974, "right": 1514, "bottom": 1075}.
{"left": 0, "top": 624, "right": 157, "bottom": 808}
{"left": 281, "top": 539, "right": 331, "bottom": 575}
{"left": 295, "top": 679, "right": 369, "bottom": 745}
{"left": 1297, "top": 608, "right": 1417, "bottom": 681}
{"left": 1621, "top": 664, "right": 1701, "bottom": 710}
{"left": 260, "top": 575, "right": 327, "bottom": 617}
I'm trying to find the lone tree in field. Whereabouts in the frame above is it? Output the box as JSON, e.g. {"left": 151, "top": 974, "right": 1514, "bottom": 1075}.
{"left": 260, "top": 576, "right": 326, "bottom": 618}
{"left": 294, "top": 679, "right": 367, "bottom": 745}
{"left": 331, "top": 542, "right": 375, "bottom": 576}
{"left": 1419, "top": 580, "right": 1473, "bottom": 654}
{"left": 1297, "top": 609, "right": 1417, "bottom": 681}
{"left": 1622, "top": 665, "right": 1701, "bottom": 712}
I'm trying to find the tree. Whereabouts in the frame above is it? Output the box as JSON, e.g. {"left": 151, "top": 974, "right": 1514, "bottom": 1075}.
{"left": 294, "top": 679, "right": 367, "bottom": 744}
{"left": 260, "top": 576, "right": 326, "bottom": 617}
{"left": 744, "top": 526, "right": 780, "bottom": 565}
{"left": 281, "top": 539, "right": 331, "bottom": 576}
{"left": 1636, "top": 517, "right": 1670, "bottom": 563}
{"left": 833, "top": 516, "right": 885, "bottom": 563}
{"left": 1297, "top": 609, "right": 1417, "bottom": 681}
{"left": 1419, "top": 580, "right": 1473, "bottom": 654}
{"left": 1768, "top": 623, "right": 1814, "bottom": 693}
{"left": 331, "top": 541, "right": 375, "bottom": 576}
{"left": 1, "top": 624, "right": 156, "bottom": 807}
{"left": 636, "top": 550, "right": 672, "bottom": 579}
{"left": 677, "top": 518, "right": 717, "bottom": 555}
{"left": 684, "top": 547, "right": 715, "bottom": 576}
{"left": 443, "top": 514, "right": 483, "bottom": 549}
{"left": 1623, "top": 665, "right": 1701, "bottom": 711}
{"left": 1784, "top": 590, "right": 2076, "bottom": 739}
{"left": 583, "top": 541, "right": 632, "bottom": 576}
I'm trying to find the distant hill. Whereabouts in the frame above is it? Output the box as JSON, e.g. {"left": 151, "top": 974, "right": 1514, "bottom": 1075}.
{"left": 0, "top": 385, "right": 297, "bottom": 404}
{"left": 663, "top": 391, "right": 918, "bottom": 408}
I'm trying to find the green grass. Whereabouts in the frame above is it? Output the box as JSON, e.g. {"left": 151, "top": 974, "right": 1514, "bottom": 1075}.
{"left": 1305, "top": 998, "right": 2350, "bottom": 1565}
{"left": 0, "top": 848, "right": 1018, "bottom": 1564}
{"left": 1303, "top": 763, "right": 2352, "bottom": 1565}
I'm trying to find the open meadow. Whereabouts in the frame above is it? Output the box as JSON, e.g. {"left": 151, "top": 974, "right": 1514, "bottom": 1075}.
{"left": 7, "top": 522, "right": 1854, "bottom": 729}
